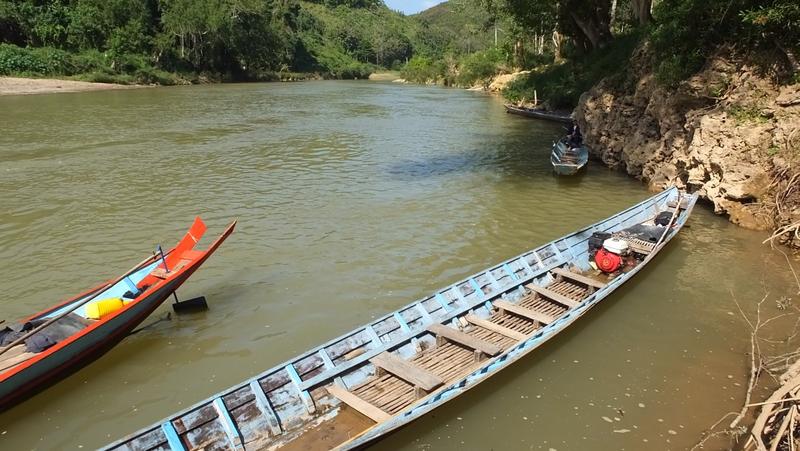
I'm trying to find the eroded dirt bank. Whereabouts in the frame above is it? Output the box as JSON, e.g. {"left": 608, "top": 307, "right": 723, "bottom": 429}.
{"left": 575, "top": 44, "right": 800, "bottom": 248}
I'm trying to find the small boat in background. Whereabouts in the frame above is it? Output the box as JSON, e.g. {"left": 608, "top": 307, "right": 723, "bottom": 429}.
{"left": 504, "top": 104, "right": 573, "bottom": 124}
{"left": 0, "top": 217, "right": 236, "bottom": 410}
{"left": 551, "top": 138, "right": 589, "bottom": 175}
{"left": 103, "top": 188, "right": 697, "bottom": 451}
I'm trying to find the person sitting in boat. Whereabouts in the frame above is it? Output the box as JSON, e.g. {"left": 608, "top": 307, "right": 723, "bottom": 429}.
{"left": 567, "top": 121, "right": 583, "bottom": 148}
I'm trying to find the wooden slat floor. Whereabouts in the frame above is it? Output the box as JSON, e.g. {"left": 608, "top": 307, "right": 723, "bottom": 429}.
{"left": 344, "top": 277, "right": 589, "bottom": 417}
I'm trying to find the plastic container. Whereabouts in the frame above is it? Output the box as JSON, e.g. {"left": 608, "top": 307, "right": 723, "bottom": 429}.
{"left": 85, "top": 298, "right": 125, "bottom": 320}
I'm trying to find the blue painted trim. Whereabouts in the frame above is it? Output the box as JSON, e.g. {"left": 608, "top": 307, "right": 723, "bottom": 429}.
{"left": 484, "top": 301, "right": 494, "bottom": 312}
{"left": 502, "top": 263, "right": 518, "bottom": 280}
{"left": 249, "top": 380, "right": 282, "bottom": 435}
{"left": 532, "top": 251, "right": 544, "bottom": 267}
{"left": 393, "top": 312, "right": 412, "bottom": 334}
{"left": 518, "top": 255, "right": 535, "bottom": 274}
{"left": 468, "top": 278, "right": 485, "bottom": 298}
{"left": 318, "top": 349, "right": 335, "bottom": 369}
{"left": 366, "top": 326, "right": 382, "bottom": 346}
{"left": 213, "top": 398, "right": 243, "bottom": 449}
{"left": 415, "top": 303, "right": 432, "bottom": 320}
{"left": 285, "top": 364, "right": 315, "bottom": 413}
{"left": 486, "top": 271, "right": 501, "bottom": 290}
{"left": 451, "top": 286, "right": 467, "bottom": 302}
{"left": 161, "top": 421, "right": 184, "bottom": 451}
{"left": 434, "top": 293, "right": 451, "bottom": 311}
{"left": 550, "top": 243, "right": 564, "bottom": 260}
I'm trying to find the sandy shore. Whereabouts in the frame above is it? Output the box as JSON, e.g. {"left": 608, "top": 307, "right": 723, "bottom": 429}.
{"left": 0, "top": 76, "right": 142, "bottom": 95}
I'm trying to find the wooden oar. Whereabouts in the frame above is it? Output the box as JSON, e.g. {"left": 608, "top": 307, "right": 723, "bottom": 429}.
{"left": 0, "top": 253, "right": 158, "bottom": 358}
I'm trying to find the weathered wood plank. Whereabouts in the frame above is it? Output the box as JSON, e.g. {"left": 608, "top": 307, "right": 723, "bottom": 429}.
{"left": 370, "top": 353, "right": 443, "bottom": 391}
{"left": 551, "top": 267, "right": 606, "bottom": 289}
{"left": 427, "top": 323, "right": 502, "bottom": 356}
{"left": 327, "top": 385, "right": 391, "bottom": 423}
{"left": 526, "top": 284, "right": 580, "bottom": 308}
{"left": 464, "top": 314, "right": 526, "bottom": 340}
{"left": 494, "top": 300, "right": 556, "bottom": 325}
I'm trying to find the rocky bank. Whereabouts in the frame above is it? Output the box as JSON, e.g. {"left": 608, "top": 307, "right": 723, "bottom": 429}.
{"left": 576, "top": 44, "right": 800, "bottom": 248}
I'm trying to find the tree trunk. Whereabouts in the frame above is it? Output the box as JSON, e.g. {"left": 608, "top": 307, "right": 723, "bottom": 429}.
{"left": 552, "top": 31, "right": 564, "bottom": 62}
{"left": 514, "top": 39, "right": 525, "bottom": 69}
{"left": 631, "top": 0, "right": 652, "bottom": 25}
{"left": 610, "top": 0, "right": 618, "bottom": 28}
{"left": 570, "top": 12, "right": 605, "bottom": 50}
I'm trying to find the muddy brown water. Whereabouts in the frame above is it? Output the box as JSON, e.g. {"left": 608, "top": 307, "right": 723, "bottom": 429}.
{"left": 0, "top": 81, "right": 797, "bottom": 450}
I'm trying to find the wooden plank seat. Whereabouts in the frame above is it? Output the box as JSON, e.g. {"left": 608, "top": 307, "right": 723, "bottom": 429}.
{"left": 551, "top": 267, "right": 606, "bottom": 289}
{"left": 0, "top": 345, "right": 36, "bottom": 372}
{"left": 526, "top": 284, "right": 580, "bottom": 308}
{"left": 494, "top": 300, "right": 556, "bottom": 325}
{"left": 150, "top": 261, "right": 190, "bottom": 279}
{"left": 327, "top": 384, "right": 391, "bottom": 423}
{"left": 427, "top": 323, "right": 502, "bottom": 357}
{"left": 465, "top": 314, "right": 527, "bottom": 340}
{"left": 370, "top": 353, "right": 443, "bottom": 392}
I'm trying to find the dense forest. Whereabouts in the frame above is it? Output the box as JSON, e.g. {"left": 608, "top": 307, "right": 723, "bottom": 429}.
{"left": 0, "top": 0, "right": 414, "bottom": 83}
{"left": 0, "top": 0, "right": 797, "bottom": 98}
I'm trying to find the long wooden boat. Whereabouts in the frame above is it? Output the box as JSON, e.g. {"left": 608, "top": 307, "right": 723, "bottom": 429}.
{"left": 0, "top": 217, "right": 236, "bottom": 410}
{"left": 551, "top": 138, "right": 589, "bottom": 175}
{"left": 104, "top": 188, "right": 697, "bottom": 451}
{"left": 504, "top": 104, "right": 573, "bottom": 123}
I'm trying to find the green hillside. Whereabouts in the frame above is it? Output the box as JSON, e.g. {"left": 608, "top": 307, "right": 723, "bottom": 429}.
{"left": 0, "top": 0, "right": 414, "bottom": 83}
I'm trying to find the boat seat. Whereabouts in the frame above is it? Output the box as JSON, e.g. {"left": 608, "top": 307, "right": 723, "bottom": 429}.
{"left": 0, "top": 345, "right": 36, "bottom": 372}
{"left": 526, "top": 284, "right": 580, "bottom": 308}
{"left": 427, "top": 323, "right": 502, "bottom": 357}
{"left": 551, "top": 267, "right": 606, "bottom": 289}
{"left": 327, "top": 384, "right": 391, "bottom": 423}
{"left": 494, "top": 300, "right": 556, "bottom": 325}
{"left": 465, "top": 314, "right": 527, "bottom": 340}
{"left": 149, "top": 260, "right": 190, "bottom": 279}
{"left": 370, "top": 352, "right": 443, "bottom": 392}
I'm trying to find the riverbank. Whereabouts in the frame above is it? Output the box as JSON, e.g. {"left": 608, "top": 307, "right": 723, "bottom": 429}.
{"left": 575, "top": 45, "right": 800, "bottom": 249}
{"left": 0, "top": 76, "right": 143, "bottom": 96}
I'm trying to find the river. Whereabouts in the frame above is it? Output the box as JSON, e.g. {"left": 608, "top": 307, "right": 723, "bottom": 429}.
{"left": 0, "top": 81, "right": 797, "bottom": 450}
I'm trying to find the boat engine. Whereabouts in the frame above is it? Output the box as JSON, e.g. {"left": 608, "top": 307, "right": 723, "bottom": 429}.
{"left": 594, "top": 237, "right": 629, "bottom": 273}
{"left": 595, "top": 248, "right": 622, "bottom": 273}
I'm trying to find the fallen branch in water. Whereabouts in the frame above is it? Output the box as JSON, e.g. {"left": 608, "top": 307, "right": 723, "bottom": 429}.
{"left": 731, "top": 294, "right": 770, "bottom": 429}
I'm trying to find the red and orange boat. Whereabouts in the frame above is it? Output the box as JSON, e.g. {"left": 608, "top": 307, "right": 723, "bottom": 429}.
{"left": 0, "top": 217, "right": 235, "bottom": 410}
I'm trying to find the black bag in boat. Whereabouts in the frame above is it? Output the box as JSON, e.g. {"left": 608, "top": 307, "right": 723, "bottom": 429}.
{"left": 619, "top": 224, "right": 665, "bottom": 243}
{"left": 588, "top": 232, "right": 612, "bottom": 253}
{"left": 655, "top": 211, "right": 674, "bottom": 226}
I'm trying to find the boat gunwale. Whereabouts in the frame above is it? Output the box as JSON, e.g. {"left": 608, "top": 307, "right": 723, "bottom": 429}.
{"left": 103, "top": 188, "right": 680, "bottom": 450}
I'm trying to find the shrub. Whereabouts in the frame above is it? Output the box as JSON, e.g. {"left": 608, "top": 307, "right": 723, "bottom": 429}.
{"left": 0, "top": 44, "right": 74, "bottom": 75}
{"left": 456, "top": 48, "right": 503, "bottom": 87}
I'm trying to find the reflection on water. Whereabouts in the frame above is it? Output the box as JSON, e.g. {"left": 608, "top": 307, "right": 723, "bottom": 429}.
{"left": 0, "top": 81, "right": 796, "bottom": 450}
